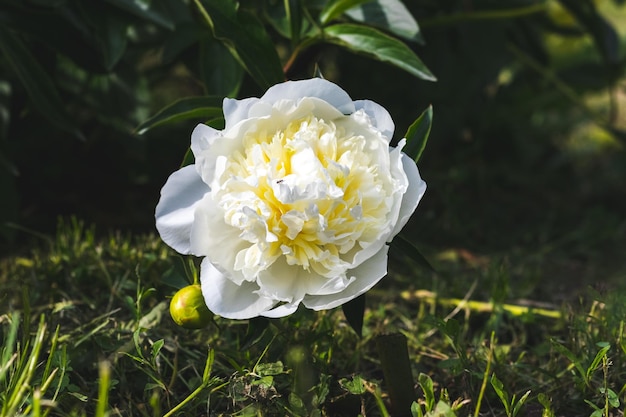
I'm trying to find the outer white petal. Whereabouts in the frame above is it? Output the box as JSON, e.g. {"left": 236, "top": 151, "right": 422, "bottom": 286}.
{"left": 255, "top": 257, "right": 351, "bottom": 304}
{"left": 255, "top": 259, "right": 308, "bottom": 304}
{"left": 261, "top": 302, "right": 300, "bottom": 318}
{"left": 223, "top": 97, "right": 260, "bottom": 131}
{"left": 302, "top": 245, "right": 389, "bottom": 311}
{"left": 190, "top": 193, "right": 248, "bottom": 285}
{"left": 354, "top": 99, "right": 395, "bottom": 141}
{"left": 261, "top": 79, "right": 356, "bottom": 114}
{"left": 190, "top": 123, "right": 221, "bottom": 157}
{"left": 155, "top": 165, "right": 210, "bottom": 255}
{"left": 390, "top": 153, "right": 426, "bottom": 238}
{"left": 200, "top": 258, "right": 276, "bottom": 319}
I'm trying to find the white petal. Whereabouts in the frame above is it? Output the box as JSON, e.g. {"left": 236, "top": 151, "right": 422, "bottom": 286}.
{"left": 200, "top": 258, "right": 276, "bottom": 319}
{"left": 261, "top": 302, "right": 300, "bottom": 318}
{"left": 255, "top": 258, "right": 310, "bottom": 303}
{"left": 302, "top": 245, "right": 389, "bottom": 310}
{"left": 346, "top": 235, "right": 388, "bottom": 271}
{"left": 155, "top": 165, "right": 210, "bottom": 255}
{"left": 190, "top": 193, "right": 249, "bottom": 285}
{"left": 223, "top": 97, "right": 260, "bottom": 131}
{"left": 390, "top": 153, "right": 426, "bottom": 238}
{"left": 261, "top": 79, "right": 356, "bottom": 114}
{"left": 354, "top": 99, "right": 395, "bottom": 141}
{"left": 190, "top": 123, "right": 221, "bottom": 157}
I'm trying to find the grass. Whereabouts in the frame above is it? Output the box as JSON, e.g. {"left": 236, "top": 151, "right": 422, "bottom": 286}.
{"left": 1, "top": 217, "right": 625, "bottom": 417}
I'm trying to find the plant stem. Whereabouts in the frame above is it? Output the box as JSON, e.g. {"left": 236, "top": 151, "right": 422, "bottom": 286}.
{"left": 95, "top": 361, "right": 111, "bottom": 417}
{"left": 474, "top": 332, "right": 496, "bottom": 417}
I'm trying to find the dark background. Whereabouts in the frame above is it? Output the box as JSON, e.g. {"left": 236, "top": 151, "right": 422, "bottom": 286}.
{"left": 2, "top": 0, "right": 625, "bottom": 291}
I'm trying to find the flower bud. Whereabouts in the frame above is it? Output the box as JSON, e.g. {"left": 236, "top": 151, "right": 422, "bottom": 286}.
{"left": 169, "top": 285, "right": 213, "bottom": 329}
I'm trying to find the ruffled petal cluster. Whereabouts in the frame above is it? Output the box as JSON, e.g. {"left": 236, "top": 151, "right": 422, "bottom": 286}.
{"left": 156, "top": 78, "right": 426, "bottom": 319}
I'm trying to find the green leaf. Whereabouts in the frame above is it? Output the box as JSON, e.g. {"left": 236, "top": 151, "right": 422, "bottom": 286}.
{"left": 252, "top": 375, "right": 274, "bottom": 388}
{"left": 89, "top": 7, "right": 129, "bottom": 71}
{"left": 161, "top": 23, "right": 204, "bottom": 64}
{"left": 339, "top": 375, "right": 367, "bottom": 395}
{"left": 289, "top": 392, "right": 306, "bottom": 413}
{"left": 151, "top": 339, "right": 164, "bottom": 360}
{"left": 255, "top": 361, "right": 285, "bottom": 377}
{"left": 403, "top": 105, "right": 432, "bottom": 163}
{"left": 345, "top": 0, "right": 424, "bottom": 44}
{"left": 194, "top": 0, "right": 285, "bottom": 89}
{"left": 323, "top": 24, "right": 435, "bottom": 81}
{"left": 320, "top": 0, "right": 372, "bottom": 25}
{"left": 537, "top": 393, "right": 552, "bottom": 410}
{"left": 490, "top": 373, "right": 511, "bottom": 414}
{"left": 557, "top": 0, "right": 620, "bottom": 66}
{"left": 600, "top": 387, "right": 620, "bottom": 408}
{"left": 410, "top": 401, "right": 423, "bottom": 417}
{"left": 180, "top": 148, "right": 196, "bottom": 168}
{"left": 512, "top": 390, "right": 531, "bottom": 417}
{"left": 241, "top": 317, "right": 271, "bottom": 350}
{"left": 417, "top": 373, "right": 435, "bottom": 411}
{"left": 584, "top": 400, "right": 603, "bottom": 417}
{"left": 586, "top": 343, "right": 610, "bottom": 381}
{"left": 431, "top": 401, "right": 455, "bottom": 416}
{"left": 550, "top": 339, "right": 586, "bottom": 382}
{"left": 135, "top": 96, "right": 224, "bottom": 135}
{"left": 390, "top": 234, "right": 436, "bottom": 274}
{"left": 199, "top": 39, "right": 244, "bottom": 97}
{"left": 0, "top": 8, "right": 107, "bottom": 72}
{"left": 104, "top": 0, "right": 175, "bottom": 30}
{"left": 0, "top": 28, "right": 83, "bottom": 140}
{"left": 265, "top": 2, "right": 311, "bottom": 41}
{"left": 70, "top": 2, "right": 134, "bottom": 71}
{"left": 341, "top": 293, "right": 365, "bottom": 337}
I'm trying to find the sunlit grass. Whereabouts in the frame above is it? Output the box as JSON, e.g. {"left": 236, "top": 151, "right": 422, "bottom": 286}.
{"left": 0, "top": 218, "right": 625, "bottom": 416}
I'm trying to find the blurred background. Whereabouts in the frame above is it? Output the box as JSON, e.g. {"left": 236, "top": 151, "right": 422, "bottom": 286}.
{"left": 1, "top": 0, "right": 625, "bottom": 298}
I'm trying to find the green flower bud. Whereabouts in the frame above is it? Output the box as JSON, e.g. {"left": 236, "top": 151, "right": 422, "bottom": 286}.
{"left": 169, "top": 285, "right": 213, "bottom": 329}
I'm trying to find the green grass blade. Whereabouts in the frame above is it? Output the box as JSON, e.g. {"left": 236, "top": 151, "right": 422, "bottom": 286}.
{"left": 95, "top": 361, "right": 111, "bottom": 417}
{"left": 586, "top": 343, "right": 611, "bottom": 382}
{"left": 0, "top": 312, "right": 20, "bottom": 384}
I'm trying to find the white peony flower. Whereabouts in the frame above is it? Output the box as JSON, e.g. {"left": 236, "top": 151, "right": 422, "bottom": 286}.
{"left": 156, "top": 78, "right": 426, "bottom": 319}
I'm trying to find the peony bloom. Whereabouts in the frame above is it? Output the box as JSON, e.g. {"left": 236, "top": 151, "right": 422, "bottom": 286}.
{"left": 156, "top": 78, "right": 426, "bottom": 319}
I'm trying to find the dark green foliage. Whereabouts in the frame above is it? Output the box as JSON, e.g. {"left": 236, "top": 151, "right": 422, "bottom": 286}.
{"left": 1, "top": 0, "right": 624, "bottom": 250}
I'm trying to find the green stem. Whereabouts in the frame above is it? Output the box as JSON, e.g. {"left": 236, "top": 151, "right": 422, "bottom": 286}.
{"left": 163, "top": 348, "right": 216, "bottom": 417}
{"left": 163, "top": 381, "right": 208, "bottom": 417}
{"left": 95, "top": 361, "right": 111, "bottom": 417}
{"left": 474, "top": 332, "right": 495, "bottom": 417}
{"left": 283, "top": 36, "right": 321, "bottom": 75}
